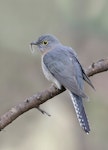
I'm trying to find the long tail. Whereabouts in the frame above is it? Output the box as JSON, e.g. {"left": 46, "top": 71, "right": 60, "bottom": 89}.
{"left": 70, "top": 92, "right": 90, "bottom": 133}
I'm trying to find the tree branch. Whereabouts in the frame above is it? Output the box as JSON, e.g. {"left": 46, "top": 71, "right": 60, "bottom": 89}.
{"left": 0, "top": 58, "right": 108, "bottom": 130}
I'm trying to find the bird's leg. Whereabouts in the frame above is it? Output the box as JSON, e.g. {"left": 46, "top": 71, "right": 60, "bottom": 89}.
{"left": 36, "top": 106, "right": 51, "bottom": 117}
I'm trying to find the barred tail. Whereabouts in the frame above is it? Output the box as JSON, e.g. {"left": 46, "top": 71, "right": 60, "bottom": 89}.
{"left": 70, "top": 92, "right": 90, "bottom": 133}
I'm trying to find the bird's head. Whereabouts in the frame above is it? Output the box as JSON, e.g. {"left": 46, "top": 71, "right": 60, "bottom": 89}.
{"left": 30, "top": 34, "right": 60, "bottom": 53}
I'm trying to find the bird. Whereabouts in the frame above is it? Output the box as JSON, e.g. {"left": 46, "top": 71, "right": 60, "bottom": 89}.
{"left": 30, "top": 34, "right": 94, "bottom": 134}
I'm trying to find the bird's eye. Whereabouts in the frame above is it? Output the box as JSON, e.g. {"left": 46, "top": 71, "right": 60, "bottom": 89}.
{"left": 43, "top": 41, "right": 48, "bottom": 45}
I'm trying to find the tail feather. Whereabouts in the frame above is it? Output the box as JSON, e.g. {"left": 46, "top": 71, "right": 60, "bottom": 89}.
{"left": 70, "top": 92, "right": 90, "bottom": 133}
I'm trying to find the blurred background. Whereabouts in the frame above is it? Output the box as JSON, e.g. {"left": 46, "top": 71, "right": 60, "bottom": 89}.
{"left": 0, "top": 0, "right": 108, "bottom": 150}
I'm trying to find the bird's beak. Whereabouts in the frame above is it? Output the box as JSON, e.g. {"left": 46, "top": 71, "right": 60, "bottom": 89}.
{"left": 30, "top": 41, "right": 38, "bottom": 46}
{"left": 30, "top": 41, "right": 38, "bottom": 53}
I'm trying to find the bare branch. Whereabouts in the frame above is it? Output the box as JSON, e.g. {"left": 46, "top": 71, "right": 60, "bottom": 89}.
{"left": 86, "top": 58, "right": 108, "bottom": 76}
{"left": 0, "top": 58, "right": 108, "bottom": 130}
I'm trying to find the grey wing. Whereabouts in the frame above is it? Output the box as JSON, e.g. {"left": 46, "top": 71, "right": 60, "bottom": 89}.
{"left": 43, "top": 47, "right": 87, "bottom": 99}
{"left": 81, "top": 67, "right": 95, "bottom": 89}
{"left": 71, "top": 53, "right": 95, "bottom": 90}
{"left": 67, "top": 48, "right": 94, "bottom": 89}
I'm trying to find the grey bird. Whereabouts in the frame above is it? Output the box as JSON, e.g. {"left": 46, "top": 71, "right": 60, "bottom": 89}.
{"left": 30, "top": 34, "right": 94, "bottom": 133}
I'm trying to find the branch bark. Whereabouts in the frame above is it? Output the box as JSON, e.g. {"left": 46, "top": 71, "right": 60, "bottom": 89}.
{"left": 0, "top": 58, "right": 108, "bottom": 130}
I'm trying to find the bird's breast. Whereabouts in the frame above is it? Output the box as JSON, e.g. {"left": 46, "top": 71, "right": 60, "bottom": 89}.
{"left": 41, "top": 56, "right": 61, "bottom": 89}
